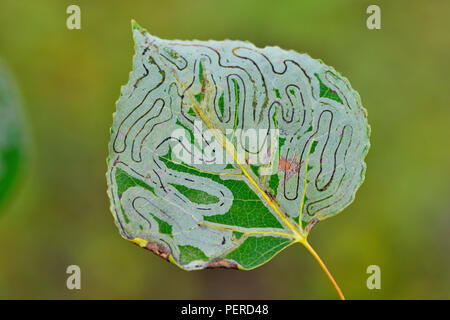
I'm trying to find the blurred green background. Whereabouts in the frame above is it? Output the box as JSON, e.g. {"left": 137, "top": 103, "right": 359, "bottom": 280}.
{"left": 0, "top": 0, "right": 449, "bottom": 299}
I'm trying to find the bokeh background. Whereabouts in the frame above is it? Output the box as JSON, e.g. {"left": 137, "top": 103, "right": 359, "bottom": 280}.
{"left": 0, "top": 0, "right": 449, "bottom": 299}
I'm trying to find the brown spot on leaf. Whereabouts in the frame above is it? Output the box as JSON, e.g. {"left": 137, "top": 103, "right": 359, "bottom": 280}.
{"left": 264, "top": 190, "right": 277, "bottom": 203}
{"left": 278, "top": 155, "right": 304, "bottom": 181}
{"left": 206, "top": 260, "right": 238, "bottom": 269}
{"left": 141, "top": 241, "right": 172, "bottom": 261}
{"left": 305, "top": 217, "right": 320, "bottom": 233}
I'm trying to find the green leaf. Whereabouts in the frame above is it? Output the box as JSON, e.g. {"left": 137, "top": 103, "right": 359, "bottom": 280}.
{"left": 0, "top": 60, "right": 25, "bottom": 210}
{"left": 106, "top": 20, "right": 370, "bottom": 285}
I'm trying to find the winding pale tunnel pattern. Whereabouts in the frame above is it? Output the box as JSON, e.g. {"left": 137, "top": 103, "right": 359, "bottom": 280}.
{"left": 106, "top": 22, "right": 370, "bottom": 270}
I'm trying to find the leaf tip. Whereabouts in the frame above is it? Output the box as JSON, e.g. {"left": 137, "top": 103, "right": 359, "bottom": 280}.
{"left": 130, "top": 19, "right": 140, "bottom": 31}
{"left": 131, "top": 19, "right": 147, "bottom": 36}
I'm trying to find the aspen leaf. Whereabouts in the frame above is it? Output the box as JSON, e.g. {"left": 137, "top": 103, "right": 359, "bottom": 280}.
{"left": 106, "top": 21, "right": 370, "bottom": 298}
